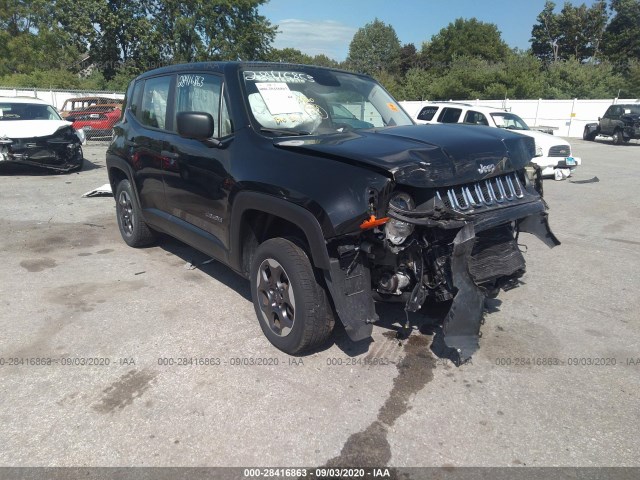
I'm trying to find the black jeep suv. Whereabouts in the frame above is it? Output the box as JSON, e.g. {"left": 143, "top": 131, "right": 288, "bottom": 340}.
{"left": 107, "top": 62, "right": 559, "bottom": 363}
{"left": 584, "top": 104, "right": 640, "bottom": 144}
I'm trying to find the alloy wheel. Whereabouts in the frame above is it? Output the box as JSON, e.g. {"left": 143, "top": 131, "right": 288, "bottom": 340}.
{"left": 256, "top": 258, "right": 296, "bottom": 337}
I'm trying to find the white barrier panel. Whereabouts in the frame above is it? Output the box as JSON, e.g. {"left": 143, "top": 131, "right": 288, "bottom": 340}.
{"left": 399, "top": 98, "right": 639, "bottom": 137}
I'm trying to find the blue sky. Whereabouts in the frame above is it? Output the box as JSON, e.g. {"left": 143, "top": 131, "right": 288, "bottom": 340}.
{"left": 260, "top": 0, "right": 602, "bottom": 61}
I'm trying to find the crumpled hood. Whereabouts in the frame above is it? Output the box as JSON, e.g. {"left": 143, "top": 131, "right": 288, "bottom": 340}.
{"left": 274, "top": 124, "right": 535, "bottom": 188}
{"left": 621, "top": 113, "right": 640, "bottom": 123}
{"left": 0, "top": 120, "right": 73, "bottom": 139}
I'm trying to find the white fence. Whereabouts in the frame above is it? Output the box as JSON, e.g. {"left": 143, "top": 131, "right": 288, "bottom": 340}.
{"left": 399, "top": 98, "right": 640, "bottom": 138}
{"left": 2, "top": 87, "right": 638, "bottom": 138}
{"left": 0, "top": 87, "right": 125, "bottom": 111}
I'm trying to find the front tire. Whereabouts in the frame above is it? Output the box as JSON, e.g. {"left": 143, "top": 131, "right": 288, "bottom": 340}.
{"left": 612, "top": 129, "right": 625, "bottom": 145}
{"left": 115, "top": 179, "right": 155, "bottom": 247}
{"left": 250, "top": 238, "right": 334, "bottom": 354}
{"left": 583, "top": 127, "right": 596, "bottom": 141}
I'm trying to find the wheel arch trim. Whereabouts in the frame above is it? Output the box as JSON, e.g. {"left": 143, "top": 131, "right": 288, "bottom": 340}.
{"left": 106, "top": 154, "right": 143, "bottom": 209}
{"left": 229, "top": 192, "right": 331, "bottom": 272}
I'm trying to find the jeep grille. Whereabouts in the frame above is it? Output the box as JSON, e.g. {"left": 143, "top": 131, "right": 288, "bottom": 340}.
{"left": 436, "top": 173, "right": 526, "bottom": 212}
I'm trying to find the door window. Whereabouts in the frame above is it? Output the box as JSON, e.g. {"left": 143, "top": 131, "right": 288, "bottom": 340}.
{"left": 438, "top": 108, "right": 462, "bottom": 123}
{"left": 175, "top": 74, "right": 225, "bottom": 138}
{"left": 463, "top": 111, "right": 489, "bottom": 125}
{"left": 138, "top": 76, "right": 171, "bottom": 129}
{"left": 605, "top": 106, "right": 618, "bottom": 118}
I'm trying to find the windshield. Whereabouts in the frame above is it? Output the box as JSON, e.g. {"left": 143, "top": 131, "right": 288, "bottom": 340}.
{"left": 0, "top": 103, "right": 62, "bottom": 121}
{"left": 242, "top": 67, "right": 413, "bottom": 136}
{"left": 491, "top": 112, "right": 529, "bottom": 131}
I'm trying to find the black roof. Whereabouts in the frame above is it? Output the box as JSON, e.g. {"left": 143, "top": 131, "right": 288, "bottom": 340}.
{"left": 135, "top": 61, "right": 366, "bottom": 81}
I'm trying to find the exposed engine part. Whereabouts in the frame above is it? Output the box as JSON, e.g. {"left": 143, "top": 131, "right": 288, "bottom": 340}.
{"left": 377, "top": 271, "right": 411, "bottom": 295}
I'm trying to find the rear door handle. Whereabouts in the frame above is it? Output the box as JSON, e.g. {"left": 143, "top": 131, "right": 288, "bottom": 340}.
{"left": 161, "top": 150, "right": 179, "bottom": 159}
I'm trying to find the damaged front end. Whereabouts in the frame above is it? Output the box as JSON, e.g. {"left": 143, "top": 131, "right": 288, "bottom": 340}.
{"left": 325, "top": 165, "right": 559, "bottom": 365}
{"left": 0, "top": 126, "right": 83, "bottom": 172}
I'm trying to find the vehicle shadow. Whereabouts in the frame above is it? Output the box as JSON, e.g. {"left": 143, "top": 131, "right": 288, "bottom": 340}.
{"left": 81, "top": 158, "right": 104, "bottom": 172}
{"left": 591, "top": 137, "right": 640, "bottom": 146}
{"left": 0, "top": 157, "right": 102, "bottom": 175}
{"left": 154, "top": 233, "right": 252, "bottom": 302}
{"left": 332, "top": 296, "right": 504, "bottom": 362}
{"left": 151, "top": 233, "right": 504, "bottom": 363}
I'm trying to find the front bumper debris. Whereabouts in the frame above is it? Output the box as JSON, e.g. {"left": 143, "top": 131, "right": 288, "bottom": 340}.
{"left": 0, "top": 132, "right": 83, "bottom": 172}
{"left": 439, "top": 223, "right": 486, "bottom": 363}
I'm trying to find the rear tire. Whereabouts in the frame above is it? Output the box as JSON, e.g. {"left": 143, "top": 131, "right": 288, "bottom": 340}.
{"left": 250, "top": 237, "right": 334, "bottom": 354}
{"left": 115, "top": 179, "right": 155, "bottom": 247}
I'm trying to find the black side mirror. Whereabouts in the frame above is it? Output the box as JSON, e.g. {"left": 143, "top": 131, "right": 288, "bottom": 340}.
{"left": 598, "top": 117, "right": 601, "bottom": 121}
{"left": 176, "top": 112, "right": 222, "bottom": 148}
{"left": 177, "top": 111, "right": 214, "bottom": 140}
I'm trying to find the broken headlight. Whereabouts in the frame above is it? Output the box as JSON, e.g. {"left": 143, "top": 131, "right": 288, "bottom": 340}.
{"left": 75, "top": 128, "right": 86, "bottom": 144}
{"left": 385, "top": 192, "right": 415, "bottom": 245}
{"left": 535, "top": 144, "right": 543, "bottom": 157}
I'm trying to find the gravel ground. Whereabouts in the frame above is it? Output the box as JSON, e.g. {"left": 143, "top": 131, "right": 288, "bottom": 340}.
{"left": 0, "top": 138, "right": 638, "bottom": 468}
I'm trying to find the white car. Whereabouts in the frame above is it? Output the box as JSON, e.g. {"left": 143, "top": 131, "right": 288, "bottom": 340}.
{"left": 413, "top": 102, "right": 581, "bottom": 177}
{"left": 0, "top": 97, "right": 86, "bottom": 172}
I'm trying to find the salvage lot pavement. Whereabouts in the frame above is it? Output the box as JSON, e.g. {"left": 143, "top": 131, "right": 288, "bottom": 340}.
{"left": 0, "top": 139, "right": 639, "bottom": 467}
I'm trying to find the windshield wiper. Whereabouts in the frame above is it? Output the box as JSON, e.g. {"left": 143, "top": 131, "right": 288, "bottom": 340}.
{"left": 260, "top": 127, "right": 311, "bottom": 136}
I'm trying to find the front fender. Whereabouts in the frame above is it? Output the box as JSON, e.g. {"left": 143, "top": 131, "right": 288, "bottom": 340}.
{"left": 228, "top": 191, "right": 331, "bottom": 272}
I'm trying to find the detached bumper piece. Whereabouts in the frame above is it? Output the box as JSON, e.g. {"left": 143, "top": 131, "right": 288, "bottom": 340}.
{"left": 435, "top": 223, "right": 527, "bottom": 364}
{"left": 324, "top": 252, "right": 376, "bottom": 342}
{"left": 0, "top": 131, "right": 82, "bottom": 172}
{"left": 438, "top": 207, "right": 559, "bottom": 364}
{"left": 439, "top": 223, "right": 486, "bottom": 364}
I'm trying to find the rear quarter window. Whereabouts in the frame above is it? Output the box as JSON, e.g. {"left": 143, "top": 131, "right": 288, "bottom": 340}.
{"left": 137, "top": 76, "right": 171, "bottom": 130}
{"left": 417, "top": 106, "right": 439, "bottom": 121}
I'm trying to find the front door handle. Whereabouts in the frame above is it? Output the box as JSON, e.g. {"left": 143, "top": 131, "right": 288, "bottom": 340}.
{"left": 161, "top": 150, "right": 179, "bottom": 159}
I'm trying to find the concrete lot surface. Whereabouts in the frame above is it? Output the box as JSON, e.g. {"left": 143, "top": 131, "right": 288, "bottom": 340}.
{"left": 0, "top": 138, "right": 638, "bottom": 467}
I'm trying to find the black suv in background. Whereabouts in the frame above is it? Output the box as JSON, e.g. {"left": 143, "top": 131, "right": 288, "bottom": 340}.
{"left": 584, "top": 104, "right": 640, "bottom": 144}
{"left": 106, "top": 62, "right": 559, "bottom": 363}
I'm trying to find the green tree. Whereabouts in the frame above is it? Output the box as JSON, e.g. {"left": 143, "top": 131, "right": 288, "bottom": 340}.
{"left": 531, "top": 1, "right": 609, "bottom": 63}
{"left": 264, "top": 49, "right": 339, "bottom": 67}
{"left": 265, "top": 48, "right": 313, "bottom": 64}
{"left": 423, "top": 18, "right": 510, "bottom": 69}
{"left": 501, "top": 51, "right": 546, "bottom": 99}
{"left": 373, "top": 69, "right": 402, "bottom": 99}
{"left": 192, "top": 0, "right": 276, "bottom": 61}
{"left": 345, "top": 18, "right": 401, "bottom": 75}
{"left": 603, "top": 0, "right": 640, "bottom": 66}
{"left": 148, "top": 0, "right": 276, "bottom": 64}
{"left": 310, "top": 54, "right": 339, "bottom": 68}
{"left": 397, "top": 67, "right": 438, "bottom": 101}
{"left": 531, "top": 1, "right": 562, "bottom": 62}
{"left": 396, "top": 51, "right": 544, "bottom": 101}
{"left": 0, "top": 0, "right": 81, "bottom": 76}
{"left": 558, "top": 1, "right": 608, "bottom": 61}
{"left": 543, "top": 59, "right": 625, "bottom": 97}
{"left": 398, "top": 43, "right": 420, "bottom": 76}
